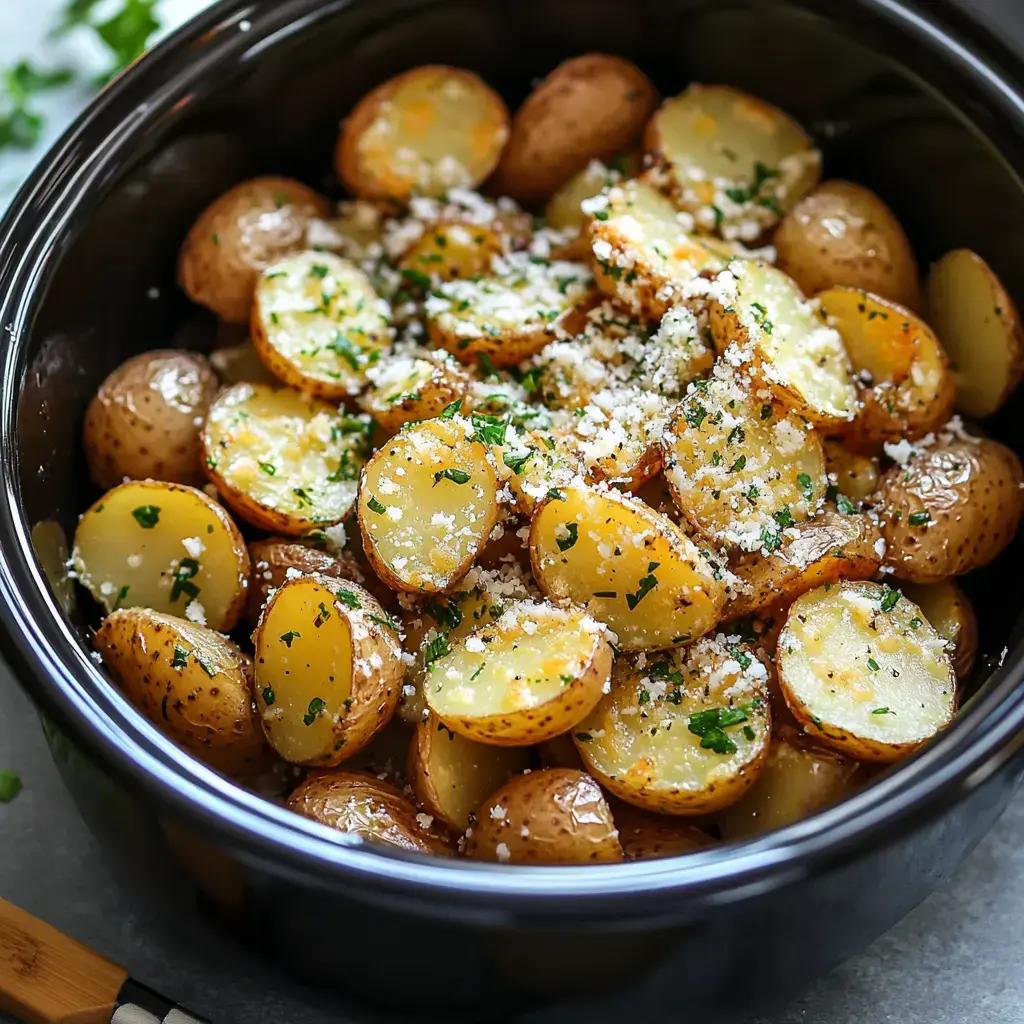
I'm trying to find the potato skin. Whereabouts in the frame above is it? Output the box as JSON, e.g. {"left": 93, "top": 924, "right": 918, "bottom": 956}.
{"left": 900, "top": 579, "right": 978, "bottom": 680}
{"left": 493, "top": 54, "right": 658, "bottom": 202}
{"left": 880, "top": 436, "right": 1024, "bottom": 582}
{"left": 612, "top": 802, "right": 714, "bottom": 861}
{"left": 775, "top": 181, "right": 920, "bottom": 309}
{"left": 465, "top": 769, "right": 623, "bottom": 864}
{"left": 84, "top": 350, "right": 218, "bottom": 490}
{"left": 178, "top": 177, "right": 330, "bottom": 323}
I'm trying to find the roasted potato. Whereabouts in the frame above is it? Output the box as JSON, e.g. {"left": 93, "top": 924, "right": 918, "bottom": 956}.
{"left": 646, "top": 84, "right": 820, "bottom": 239}
{"left": 251, "top": 251, "right": 392, "bottom": 400}
{"left": 927, "top": 249, "right": 1024, "bottom": 418}
{"left": 878, "top": 434, "right": 1024, "bottom": 582}
{"left": 398, "top": 221, "right": 505, "bottom": 283}
{"left": 304, "top": 199, "right": 395, "bottom": 262}
{"left": 612, "top": 802, "right": 715, "bottom": 860}
{"left": 574, "top": 637, "right": 772, "bottom": 814}
{"left": 408, "top": 714, "right": 531, "bottom": 831}
{"left": 253, "top": 575, "right": 403, "bottom": 766}
{"left": 360, "top": 351, "right": 471, "bottom": 434}
{"left": 502, "top": 430, "right": 585, "bottom": 517}
{"left": 493, "top": 54, "right": 657, "bottom": 202}
{"left": 465, "top": 768, "right": 623, "bottom": 864}
{"left": 899, "top": 580, "right": 978, "bottom": 680}
{"left": 72, "top": 480, "right": 249, "bottom": 631}
{"left": 336, "top": 65, "right": 510, "bottom": 201}
{"left": 288, "top": 770, "right": 452, "bottom": 854}
{"left": 95, "top": 609, "right": 273, "bottom": 779}
{"left": 202, "top": 384, "right": 371, "bottom": 536}
{"left": 545, "top": 156, "right": 638, "bottom": 240}
{"left": 777, "top": 581, "right": 956, "bottom": 762}
{"left": 530, "top": 484, "right": 726, "bottom": 650}
{"left": 178, "top": 177, "right": 330, "bottom": 323}
{"left": 823, "top": 439, "right": 880, "bottom": 502}
{"left": 774, "top": 181, "right": 920, "bottom": 309}
{"left": 209, "top": 341, "right": 280, "bottom": 387}
{"left": 84, "top": 350, "right": 218, "bottom": 490}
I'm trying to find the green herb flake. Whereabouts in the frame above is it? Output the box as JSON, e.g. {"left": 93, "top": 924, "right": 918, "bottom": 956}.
{"left": 871, "top": 706, "right": 893, "bottom": 715}
{"left": 867, "top": 657, "right": 880, "bottom": 672}
{"left": 879, "top": 586, "right": 901, "bottom": 613}
{"left": 433, "top": 468, "right": 471, "bottom": 486}
{"left": 909, "top": 511, "right": 931, "bottom": 526}
{"left": 440, "top": 399, "right": 462, "bottom": 420}
{"left": 303, "top": 697, "right": 326, "bottom": 726}
{"left": 131, "top": 505, "right": 161, "bottom": 529}
{"left": 171, "top": 645, "right": 189, "bottom": 670}
{"left": 262, "top": 686, "right": 276, "bottom": 706}
{"left": 556, "top": 522, "right": 579, "bottom": 552}
{"left": 367, "top": 495, "right": 387, "bottom": 515}
{"left": 280, "top": 630, "right": 301, "bottom": 647}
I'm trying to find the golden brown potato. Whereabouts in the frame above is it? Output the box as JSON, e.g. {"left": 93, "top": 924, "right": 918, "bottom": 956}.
{"left": 534, "top": 732, "right": 586, "bottom": 771}
{"left": 774, "top": 181, "right": 920, "bottom": 309}
{"left": 612, "top": 802, "right": 714, "bottom": 860}
{"left": 878, "top": 434, "right": 1024, "bottom": 582}
{"left": 287, "top": 770, "right": 452, "bottom": 854}
{"left": 777, "top": 581, "right": 956, "bottom": 762}
{"left": 359, "top": 352, "right": 471, "bottom": 435}
{"left": 84, "top": 350, "right": 218, "bottom": 490}
{"left": 336, "top": 65, "right": 509, "bottom": 201}
{"left": 253, "top": 575, "right": 403, "bottom": 766}
{"left": 927, "top": 249, "right": 1024, "bottom": 418}
{"left": 899, "top": 580, "right": 978, "bottom": 680}
{"left": 209, "top": 341, "right": 280, "bottom": 387}
{"left": 823, "top": 439, "right": 880, "bottom": 502}
{"left": 544, "top": 155, "right": 639, "bottom": 237}
{"left": 339, "top": 718, "right": 414, "bottom": 788}
{"left": 178, "top": 177, "right": 330, "bottom": 323}
{"left": 493, "top": 54, "right": 657, "bottom": 202}
{"left": 398, "top": 221, "right": 506, "bottom": 283}
{"left": 95, "top": 609, "right": 274, "bottom": 780}
{"left": 465, "top": 768, "right": 623, "bottom": 864}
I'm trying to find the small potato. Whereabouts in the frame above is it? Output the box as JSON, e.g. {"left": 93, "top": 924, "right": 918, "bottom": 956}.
{"left": 709, "top": 261, "right": 857, "bottom": 427}
{"left": 927, "top": 249, "right": 1024, "bottom": 418}
{"left": 878, "top": 434, "right": 1024, "bottom": 582}
{"left": 899, "top": 580, "right": 978, "bottom": 680}
{"left": 209, "top": 342, "right": 280, "bottom": 387}
{"left": 817, "top": 287, "right": 955, "bottom": 447}
{"left": 178, "top": 177, "right": 330, "bottom": 323}
{"left": 360, "top": 351, "right": 470, "bottom": 434}
{"left": 288, "top": 770, "right": 452, "bottom": 855}
{"left": 84, "top": 350, "right": 218, "bottom": 490}
{"left": 251, "top": 251, "right": 392, "bottom": 400}
{"left": 426, "top": 252, "right": 594, "bottom": 368}
{"left": 534, "top": 732, "right": 585, "bottom": 771}
{"left": 425, "top": 600, "right": 613, "bottom": 746}
{"left": 774, "top": 181, "right": 920, "bottom": 309}
{"left": 777, "top": 581, "right": 956, "bottom": 762}
{"left": 501, "top": 430, "right": 585, "bottom": 517}
{"left": 202, "top": 384, "right": 372, "bottom": 536}
{"left": 493, "top": 54, "right": 657, "bottom": 202}
{"left": 646, "top": 84, "right": 820, "bottom": 239}
{"left": 545, "top": 156, "right": 638, "bottom": 237}
{"left": 357, "top": 418, "right": 499, "bottom": 593}
{"left": 574, "top": 637, "right": 772, "bottom": 814}
{"left": 342, "top": 718, "right": 415, "bottom": 788}
{"left": 612, "top": 803, "right": 715, "bottom": 860}
{"left": 305, "top": 199, "right": 394, "bottom": 262}
{"left": 823, "top": 439, "right": 880, "bottom": 502}
{"left": 253, "top": 575, "right": 403, "bottom": 766}
{"left": 530, "top": 484, "right": 726, "bottom": 650}
{"left": 408, "top": 714, "right": 531, "bottom": 831}
{"left": 399, "top": 221, "right": 505, "bottom": 284}
{"left": 465, "top": 768, "right": 623, "bottom": 864}
{"left": 95, "top": 609, "right": 273, "bottom": 780}
{"left": 72, "top": 480, "right": 249, "bottom": 631}
{"left": 336, "top": 65, "right": 510, "bottom": 201}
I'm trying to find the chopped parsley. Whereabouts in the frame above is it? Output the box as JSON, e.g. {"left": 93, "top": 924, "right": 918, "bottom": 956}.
{"left": 170, "top": 558, "right": 200, "bottom": 603}
{"left": 262, "top": 686, "right": 275, "bottom": 706}
{"left": 131, "top": 505, "right": 160, "bottom": 529}
{"left": 335, "top": 590, "right": 361, "bottom": 609}
{"left": 368, "top": 612, "right": 401, "bottom": 633}
{"left": 423, "top": 633, "right": 452, "bottom": 668}
{"left": 685, "top": 402, "right": 708, "bottom": 429}
{"left": 440, "top": 399, "right": 462, "bottom": 419}
{"left": 797, "top": 472, "right": 813, "bottom": 499}
{"left": 302, "top": 697, "right": 326, "bottom": 726}
{"left": 471, "top": 412, "right": 510, "bottom": 446}
{"left": 835, "top": 493, "right": 855, "bottom": 515}
{"left": 503, "top": 450, "right": 533, "bottom": 474}
{"left": 908, "top": 511, "right": 931, "bottom": 526}
{"left": 279, "top": 630, "right": 300, "bottom": 647}
{"left": 258, "top": 461, "right": 277, "bottom": 477}
{"left": 687, "top": 701, "right": 760, "bottom": 755}
{"left": 556, "top": 523, "right": 579, "bottom": 552}
{"left": 433, "top": 467, "right": 471, "bottom": 486}
{"left": 626, "top": 565, "right": 659, "bottom": 610}
{"left": 366, "top": 495, "right": 387, "bottom": 515}
{"left": 867, "top": 657, "right": 880, "bottom": 672}
{"left": 879, "top": 585, "right": 901, "bottom": 613}
{"left": 871, "top": 706, "right": 893, "bottom": 715}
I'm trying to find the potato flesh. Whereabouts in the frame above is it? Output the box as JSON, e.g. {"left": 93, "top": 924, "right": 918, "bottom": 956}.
{"left": 72, "top": 481, "right": 247, "bottom": 631}
{"left": 899, "top": 580, "right": 977, "bottom": 679}
{"left": 361, "top": 353, "right": 467, "bottom": 433}
{"left": 530, "top": 485, "right": 725, "bottom": 649}
{"left": 777, "top": 581, "right": 955, "bottom": 758}
{"left": 817, "top": 288, "right": 916, "bottom": 383}
{"left": 400, "top": 221, "right": 504, "bottom": 282}
{"left": 359, "top": 419, "right": 498, "bottom": 591}
{"left": 505, "top": 431, "right": 584, "bottom": 515}
{"left": 546, "top": 160, "right": 619, "bottom": 232}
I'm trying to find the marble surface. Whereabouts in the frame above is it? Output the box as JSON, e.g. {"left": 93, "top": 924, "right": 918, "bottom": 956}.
{"left": 4, "top": 1, "right": 1024, "bottom": 1022}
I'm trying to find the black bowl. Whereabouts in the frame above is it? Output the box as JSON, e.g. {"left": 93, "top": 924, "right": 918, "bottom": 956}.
{"left": 3, "top": 0, "right": 1024, "bottom": 1019}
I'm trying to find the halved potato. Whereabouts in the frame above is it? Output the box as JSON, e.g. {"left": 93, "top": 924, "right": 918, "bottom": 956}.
{"left": 83, "top": 350, "right": 219, "bottom": 490}
{"left": 360, "top": 351, "right": 470, "bottom": 434}
{"left": 251, "top": 251, "right": 391, "bottom": 400}
{"left": 336, "top": 65, "right": 510, "bottom": 201}
{"left": 494, "top": 54, "right": 657, "bottom": 201}
{"left": 586, "top": 177, "right": 718, "bottom": 319}
{"left": 465, "top": 768, "right": 623, "bottom": 864}
{"left": 398, "top": 221, "right": 505, "bottom": 283}
{"left": 774, "top": 181, "right": 920, "bottom": 309}
{"left": 357, "top": 418, "right": 499, "bottom": 593}
{"left": 545, "top": 157, "right": 637, "bottom": 236}
{"left": 425, "top": 600, "right": 613, "bottom": 745}
{"left": 927, "top": 249, "right": 1024, "bottom": 418}
{"left": 72, "top": 480, "right": 249, "bottom": 631}
{"left": 823, "top": 439, "right": 879, "bottom": 502}
{"left": 305, "top": 199, "right": 393, "bottom": 262}
{"left": 408, "top": 714, "right": 531, "bottom": 831}
{"left": 878, "top": 434, "right": 1024, "bottom": 582}
{"left": 502, "top": 430, "right": 585, "bottom": 516}
{"left": 646, "top": 84, "right": 820, "bottom": 239}
{"left": 898, "top": 580, "right": 978, "bottom": 680}
{"left": 288, "top": 770, "right": 452, "bottom": 854}
{"left": 426, "top": 252, "right": 594, "bottom": 367}
{"left": 661, "top": 371, "right": 827, "bottom": 551}
{"left": 253, "top": 575, "right": 403, "bottom": 766}
{"left": 94, "top": 609, "right": 273, "bottom": 779}
{"left": 530, "top": 485, "right": 726, "bottom": 649}
{"left": 202, "top": 384, "right": 371, "bottom": 536}
{"left": 574, "top": 637, "right": 771, "bottom": 814}
{"left": 710, "top": 261, "right": 857, "bottom": 427}
{"left": 776, "top": 581, "right": 956, "bottom": 761}
{"left": 612, "top": 802, "right": 715, "bottom": 860}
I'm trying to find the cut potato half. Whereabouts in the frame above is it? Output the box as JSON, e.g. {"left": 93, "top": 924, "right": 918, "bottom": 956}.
{"left": 927, "top": 248, "right": 1024, "bottom": 418}
{"left": 574, "top": 637, "right": 772, "bottom": 814}
{"left": 72, "top": 480, "right": 249, "bottom": 631}
{"left": 399, "top": 221, "right": 505, "bottom": 283}
{"left": 545, "top": 157, "right": 635, "bottom": 235}
{"left": 899, "top": 580, "right": 978, "bottom": 680}
{"left": 360, "top": 351, "right": 470, "bottom": 434}
{"left": 530, "top": 485, "right": 726, "bottom": 650}
{"left": 777, "top": 581, "right": 956, "bottom": 762}
{"left": 425, "top": 600, "right": 613, "bottom": 746}
{"left": 502, "top": 430, "right": 585, "bottom": 516}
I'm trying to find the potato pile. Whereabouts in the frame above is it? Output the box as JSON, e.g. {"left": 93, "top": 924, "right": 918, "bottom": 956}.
{"left": 72, "top": 55, "right": 1023, "bottom": 864}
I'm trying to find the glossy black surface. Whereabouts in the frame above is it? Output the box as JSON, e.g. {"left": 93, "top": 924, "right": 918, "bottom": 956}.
{"left": 2, "top": 0, "right": 1024, "bottom": 1017}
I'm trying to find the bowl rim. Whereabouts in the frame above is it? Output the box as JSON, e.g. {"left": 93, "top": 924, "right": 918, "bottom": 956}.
{"left": 1, "top": 0, "right": 1024, "bottom": 923}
